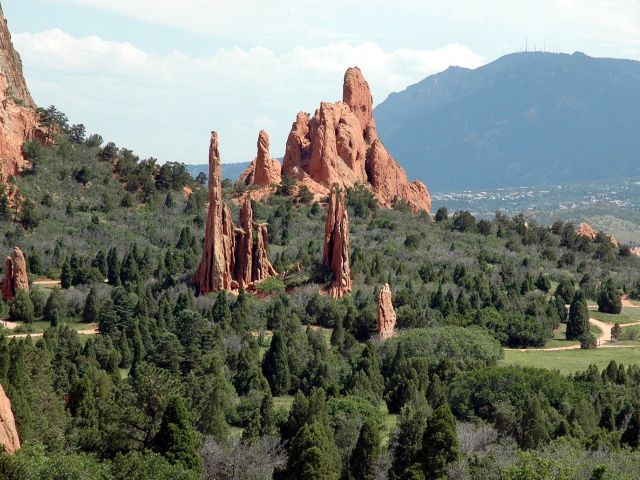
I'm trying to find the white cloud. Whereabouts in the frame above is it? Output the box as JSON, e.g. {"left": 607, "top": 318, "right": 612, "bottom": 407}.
{"left": 14, "top": 29, "right": 484, "bottom": 165}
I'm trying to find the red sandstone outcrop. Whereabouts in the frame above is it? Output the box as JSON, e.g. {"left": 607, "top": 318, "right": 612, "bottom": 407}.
{"left": 239, "top": 130, "right": 282, "bottom": 188}
{"left": 0, "top": 5, "right": 39, "bottom": 186}
{"left": 281, "top": 67, "right": 431, "bottom": 213}
{"left": 1, "top": 246, "right": 28, "bottom": 301}
{"left": 195, "top": 132, "right": 277, "bottom": 294}
{"left": 0, "top": 5, "right": 34, "bottom": 109}
{"left": 195, "top": 132, "right": 236, "bottom": 293}
{"left": 576, "top": 223, "right": 597, "bottom": 240}
{"left": 0, "top": 383, "right": 20, "bottom": 453}
{"left": 253, "top": 222, "right": 277, "bottom": 282}
{"left": 631, "top": 247, "right": 640, "bottom": 257}
{"left": 377, "top": 283, "right": 396, "bottom": 341}
{"left": 322, "top": 189, "right": 352, "bottom": 298}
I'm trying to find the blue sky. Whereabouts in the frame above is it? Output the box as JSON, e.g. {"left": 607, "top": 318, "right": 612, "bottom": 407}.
{"left": 5, "top": 0, "right": 640, "bottom": 167}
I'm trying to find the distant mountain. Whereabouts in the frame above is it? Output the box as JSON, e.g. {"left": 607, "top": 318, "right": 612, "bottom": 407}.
{"left": 374, "top": 52, "right": 640, "bottom": 191}
{"left": 186, "top": 162, "right": 250, "bottom": 181}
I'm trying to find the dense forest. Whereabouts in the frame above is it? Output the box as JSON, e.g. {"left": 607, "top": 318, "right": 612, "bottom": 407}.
{"left": 0, "top": 107, "right": 640, "bottom": 479}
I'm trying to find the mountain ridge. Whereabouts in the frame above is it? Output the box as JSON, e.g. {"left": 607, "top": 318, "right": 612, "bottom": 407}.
{"left": 375, "top": 51, "right": 640, "bottom": 191}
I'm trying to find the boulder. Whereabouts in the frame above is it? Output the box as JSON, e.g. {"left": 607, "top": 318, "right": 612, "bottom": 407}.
{"left": 576, "top": 223, "right": 597, "bottom": 240}
{"left": 1, "top": 246, "right": 29, "bottom": 301}
{"left": 0, "top": 383, "right": 19, "bottom": 453}
{"left": 233, "top": 199, "right": 253, "bottom": 289}
{"left": 322, "top": 189, "right": 352, "bottom": 298}
{"left": 377, "top": 283, "right": 396, "bottom": 341}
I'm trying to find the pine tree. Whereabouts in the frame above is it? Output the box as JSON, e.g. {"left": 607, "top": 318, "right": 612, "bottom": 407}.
{"left": 622, "top": 409, "right": 640, "bottom": 449}
{"left": 120, "top": 252, "right": 139, "bottom": 285}
{"left": 390, "top": 396, "right": 430, "bottom": 479}
{"left": 212, "top": 291, "right": 232, "bottom": 329}
{"left": 349, "top": 417, "right": 382, "bottom": 480}
{"left": 597, "top": 279, "right": 622, "bottom": 314}
{"left": 164, "top": 192, "right": 175, "bottom": 208}
{"left": 107, "top": 247, "right": 121, "bottom": 286}
{"left": 263, "top": 330, "right": 291, "bottom": 395}
{"left": 566, "top": 291, "right": 589, "bottom": 340}
{"left": 92, "top": 249, "right": 107, "bottom": 277}
{"left": 285, "top": 421, "right": 340, "bottom": 480}
{"left": 519, "top": 396, "right": 550, "bottom": 449}
{"left": 330, "top": 315, "right": 345, "bottom": 348}
{"left": 83, "top": 286, "right": 100, "bottom": 323}
{"left": 153, "top": 396, "right": 204, "bottom": 475}
{"left": 421, "top": 404, "right": 460, "bottom": 480}
{"left": 44, "top": 286, "right": 66, "bottom": 327}
{"left": 9, "top": 289, "right": 35, "bottom": 323}
{"left": 60, "top": 260, "right": 72, "bottom": 289}
{"left": 259, "top": 393, "right": 277, "bottom": 436}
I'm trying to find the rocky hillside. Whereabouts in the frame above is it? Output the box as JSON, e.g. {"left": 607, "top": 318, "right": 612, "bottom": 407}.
{"left": 0, "top": 2, "right": 39, "bottom": 186}
{"left": 375, "top": 51, "right": 640, "bottom": 191}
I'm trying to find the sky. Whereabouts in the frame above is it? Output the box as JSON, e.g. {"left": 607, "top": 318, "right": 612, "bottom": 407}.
{"left": 4, "top": 0, "right": 640, "bottom": 166}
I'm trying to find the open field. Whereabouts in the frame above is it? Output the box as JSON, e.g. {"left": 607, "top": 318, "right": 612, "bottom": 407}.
{"left": 502, "top": 347, "right": 640, "bottom": 375}
{"left": 589, "top": 307, "right": 640, "bottom": 324}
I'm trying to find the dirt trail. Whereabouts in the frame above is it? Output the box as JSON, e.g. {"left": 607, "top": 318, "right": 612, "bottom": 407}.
{"left": 32, "top": 279, "right": 61, "bottom": 287}
{"left": 6, "top": 324, "right": 99, "bottom": 339}
{"left": 510, "top": 318, "right": 640, "bottom": 352}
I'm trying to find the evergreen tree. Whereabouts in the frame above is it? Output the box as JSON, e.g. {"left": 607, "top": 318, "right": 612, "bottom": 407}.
{"left": 28, "top": 251, "right": 42, "bottom": 276}
{"left": 212, "top": 291, "right": 232, "bottom": 329}
{"left": 9, "top": 289, "right": 35, "bottom": 323}
{"left": 263, "top": 330, "right": 291, "bottom": 395}
{"left": 597, "top": 279, "right": 622, "bottom": 314}
{"left": 259, "top": 393, "right": 277, "bottom": 437}
{"left": 349, "top": 417, "right": 382, "bottom": 480}
{"left": 622, "top": 410, "right": 640, "bottom": 449}
{"left": 44, "top": 286, "right": 66, "bottom": 327}
{"left": 566, "top": 291, "right": 589, "bottom": 340}
{"left": 153, "top": 396, "right": 204, "bottom": 475}
{"left": 164, "top": 192, "right": 175, "bottom": 208}
{"left": 285, "top": 421, "right": 340, "bottom": 480}
{"left": 83, "top": 285, "right": 100, "bottom": 323}
{"left": 390, "top": 396, "right": 430, "bottom": 479}
{"left": 92, "top": 249, "right": 108, "bottom": 277}
{"left": 107, "top": 247, "right": 121, "bottom": 286}
{"left": 420, "top": 403, "right": 460, "bottom": 480}
{"left": 519, "top": 396, "right": 550, "bottom": 449}
{"left": 60, "top": 260, "right": 72, "bottom": 289}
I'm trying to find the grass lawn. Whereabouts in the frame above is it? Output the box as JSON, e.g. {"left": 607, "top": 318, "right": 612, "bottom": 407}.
{"left": 10, "top": 318, "right": 92, "bottom": 334}
{"left": 502, "top": 347, "right": 640, "bottom": 375}
{"left": 527, "top": 323, "right": 601, "bottom": 350}
{"left": 590, "top": 307, "right": 640, "bottom": 324}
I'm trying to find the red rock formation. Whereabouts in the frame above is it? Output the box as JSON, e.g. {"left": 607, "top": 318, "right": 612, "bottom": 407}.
{"left": 377, "top": 283, "right": 396, "bottom": 341}
{"left": 281, "top": 67, "right": 431, "bottom": 213}
{"left": 234, "top": 199, "right": 253, "bottom": 289}
{"left": 196, "top": 132, "right": 277, "bottom": 294}
{"left": 253, "top": 222, "right": 277, "bottom": 282}
{"left": 1, "top": 246, "right": 28, "bottom": 301}
{"left": 195, "top": 132, "right": 235, "bottom": 293}
{"left": 323, "top": 189, "right": 352, "bottom": 298}
{"left": 0, "top": 383, "right": 20, "bottom": 453}
{"left": 576, "top": 223, "right": 597, "bottom": 240}
{"left": 0, "top": 6, "right": 39, "bottom": 186}
{"left": 239, "top": 130, "right": 282, "bottom": 188}
{"left": 631, "top": 247, "right": 640, "bottom": 257}
{"left": 0, "top": 5, "right": 34, "bottom": 109}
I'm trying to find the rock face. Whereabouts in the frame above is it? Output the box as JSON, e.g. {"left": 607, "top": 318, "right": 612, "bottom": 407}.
{"left": 0, "top": 383, "right": 20, "bottom": 453}
{"left": 282, "top": 67, "right": 431, "bottom": 213}
{"left": 195, "top": 132, "right": 277, "bottom": 294}
{"left": 377, "top": 283, "right": 396, "bottom": 341}
{"left": 0, "top": 5, "right": 34, "bottom": 109}
{"left": 238, "top": 130, "right": 282, "bottom": 188}
{"left": 0, "top": 5, "right": 39, "bottom": 186}
{"left": 322, "top": 189, "right": 352, "bottom": 298}
{"left": 1, "top": 246, "right": 29, "bottom": 301}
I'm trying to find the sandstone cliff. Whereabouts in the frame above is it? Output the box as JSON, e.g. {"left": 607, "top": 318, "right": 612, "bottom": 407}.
{"left": 281, "top": 67, "right": 431, "bottom": 213}
{"left": 195, "top": 132, "right": 277, "bottom": 294}
{"left": 377, "top": 283, "right": 396, "bottom": 341}
{"left": 322, "top": 189, "right": 352, "bottom": 298}
{"left": 0, "top": 383, "right": 19, "bottom": 453}
{"left": 0, "top": 4, "right": 38, "bottom": 185}
{"left": 1, "top": 246, "right": 29, "bottom": 301}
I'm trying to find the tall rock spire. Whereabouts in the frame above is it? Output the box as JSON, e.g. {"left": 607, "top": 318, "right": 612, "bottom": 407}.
{"left": 195, "top": 132, "right": 277, "bottom": 294}
{"left": 323, "top": 189, "right": 352, "bottom": 298}
{"left": 238, "top": 130, "right": 282, "bottom": 189}
{"left": 0, "top": 383, "right": 20, "bottom": 453}
{"left": 195, "top": 132, "right": 235, "bottom": 293}
{"left": 377, "top": 283, "right": 397, "bottom": 341}
{"left": 0, "top": 4, "right": 35, "bottom": 108}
